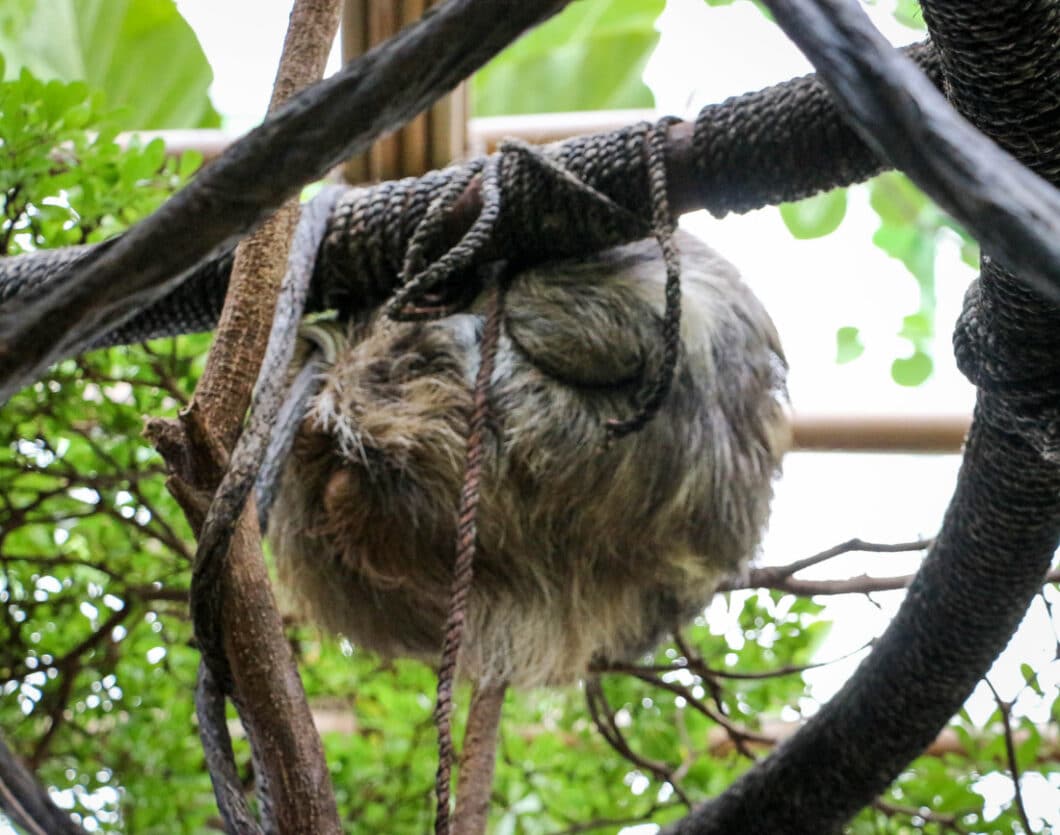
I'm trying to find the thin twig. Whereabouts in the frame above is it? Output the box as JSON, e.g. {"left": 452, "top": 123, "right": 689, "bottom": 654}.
{"left": 585, "top": 678, "right": 692, "bottom": 808}
{"left": 871, "top": 798, "right": 967, "bottom": 832}
{"left": 984, "top": 678, "right": 1035, "bottom": 834}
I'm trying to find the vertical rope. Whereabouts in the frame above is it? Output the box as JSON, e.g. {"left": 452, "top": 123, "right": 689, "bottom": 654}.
{"left": 433, "top": 281, "right": 504, "bottom": 835}
{"left": 606, "top": 118, "right": 684, "bottom": 440}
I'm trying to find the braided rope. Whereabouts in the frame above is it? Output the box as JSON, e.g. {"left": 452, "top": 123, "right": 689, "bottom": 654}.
{"left": 433, "top": 282, "right": 503, "bottom": 835}
{"left": 606, "top": 118, "right": 683, "bottom": 440}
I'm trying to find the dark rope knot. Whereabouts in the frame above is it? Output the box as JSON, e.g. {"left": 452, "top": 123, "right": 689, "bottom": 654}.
{"left": 320, "top": 119, "right": 689, "bottom": 439}
{"left": 954, "top": 262, "right": 1060, "bottom": 463}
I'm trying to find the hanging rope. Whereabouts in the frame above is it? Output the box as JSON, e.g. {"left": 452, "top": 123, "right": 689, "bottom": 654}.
{"left": 432, "top": 281, "right": 504, "bottom": 835}
{"left": 381, "top": 120, "right": 686, "bottom": 441}
{"left": 353, "top": 121, "right": 689, "bottom": 833}
{"left": 605, "top": 117, "right": 683, "bottom": 440}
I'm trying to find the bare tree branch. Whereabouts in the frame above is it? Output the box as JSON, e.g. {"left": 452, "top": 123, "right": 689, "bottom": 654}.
{"left": 154, "top": 3, "right": 345, "bottom": 833}
{"left": 0, "top": 734, "right": 87, "bottom": 835}
{"left": 984, "top": 678, "right": 1035, "bottom": 834}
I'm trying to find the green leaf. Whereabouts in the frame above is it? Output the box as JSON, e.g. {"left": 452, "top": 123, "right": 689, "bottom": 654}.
{"left": 894, "top": 0, "right": 926, "bottom": 30}
{"left": 892, "top": 350, "right": 933, "bottom": 386}
{"left": 836, "top": 326, "right": 865, "bottom": 364}
{"left": 872, "top": 223, "right": 937, "bottom": 290}
{"left": 1020, "top": 662, "right": 1044, "bottom": 696}
{"left": 779, "top": 189, "right": 848, "bottom": 239}
{"left": 0, "top": 0, "right": 219, "bottom": 129}
{"left": 898, "top": 312, "right": 932, "bottom": 343}
{"left": 960, "top": 239, "right": 980, "bottom": 268}
{"left": 473, "top": 0, "right": 665, "bottom": 116}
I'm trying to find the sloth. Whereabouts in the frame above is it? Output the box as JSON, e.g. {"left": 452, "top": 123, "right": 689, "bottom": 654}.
{"left": 268, "top": 231, "right": 788, "bottom": 688}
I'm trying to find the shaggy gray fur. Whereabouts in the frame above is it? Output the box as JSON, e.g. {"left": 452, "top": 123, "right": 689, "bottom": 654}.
{"left": 269, "top": 232, "right": 787, "bottom": 687}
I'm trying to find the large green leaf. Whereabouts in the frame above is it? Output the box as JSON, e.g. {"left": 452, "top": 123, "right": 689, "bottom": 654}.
{"left": 779, "top": 189, "right": 848, "bottom": 239}
{"left": 0, "top": 0, "right": 218, "bottom": 129}
{"left": 472, "top": 0, "right": 665, "bottom": 116}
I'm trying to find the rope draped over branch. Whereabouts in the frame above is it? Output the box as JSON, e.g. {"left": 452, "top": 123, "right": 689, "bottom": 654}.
{"left": 0, "top": 42, "right": 941, "bottom": 379}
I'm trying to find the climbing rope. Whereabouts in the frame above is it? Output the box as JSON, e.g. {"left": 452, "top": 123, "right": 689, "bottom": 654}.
{"left": 367, "top": 121, "right": 687, "bottom": 832}
{"left": 432, "top": 280, "right": 503, "bottom": 835}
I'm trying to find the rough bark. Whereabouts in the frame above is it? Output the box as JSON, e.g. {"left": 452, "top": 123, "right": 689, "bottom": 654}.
{"left": 162, "top": 1, "right": 344, "bottom": 833}
{"left": 452, "top": 683, "right": 508, "bottom": 835}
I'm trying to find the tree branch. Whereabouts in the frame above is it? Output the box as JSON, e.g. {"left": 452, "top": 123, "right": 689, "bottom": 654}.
{"left": 452, "top": 681, "right": 508, "bottom": 835}
{"left": 154, "top": 2, "right": 345, "bottom": 833}
{"left": 0, "top": 41, "right": 941, "bottom": 373}
{"left": 0, "top": 0, "right": 571, "bottom": 401}
{"left": 0, "top": 734, "right": 87, "bottom": 835}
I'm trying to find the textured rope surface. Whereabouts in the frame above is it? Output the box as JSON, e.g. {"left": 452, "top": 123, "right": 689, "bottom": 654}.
{"left": 0, "top": 44, "right": 942, "bottom": 351}
{"left": 606, "top": 119, "right": 683, "bottom": 439}
{"left": 359, "top": 125, "right": 686, "bottom": 438}
{"left": 433, "top": 282, "right": 503, "bottom": 835}
{"left": 932, "top": 1, "right": 1060, "bottom": 462}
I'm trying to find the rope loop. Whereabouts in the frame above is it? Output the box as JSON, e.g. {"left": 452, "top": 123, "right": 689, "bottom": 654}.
{"left": 379, "top": 119, "right": 688, "bottom": 441}
{"left": 954, "top": 267, "right": 1060, "bottom": 463}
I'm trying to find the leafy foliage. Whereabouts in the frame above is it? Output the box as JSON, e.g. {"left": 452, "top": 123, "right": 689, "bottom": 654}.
{"left": 473, "top": 0, "right": 665, "bottom": 117}
{"left": 780, "top": 190, "right": 848, "bottom": 240}
{"left": 0, "top": 0, "right": 219, "bottom": 129}
{"left": 0, "top": 64, "right": 214, "bottom": 831}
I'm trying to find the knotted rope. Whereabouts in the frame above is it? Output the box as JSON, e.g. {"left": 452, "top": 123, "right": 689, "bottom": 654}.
{"left": 432, "top": 280, "right": 502, "bottom": 835}
{"left": 375, "top": 122, "right": 683, "bottom": 832}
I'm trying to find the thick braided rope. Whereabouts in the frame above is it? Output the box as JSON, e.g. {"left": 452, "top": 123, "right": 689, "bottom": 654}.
{"left": 433, "top": 282, "right": 503, "bottom": 835}
{"left": 338, "top": 123, "right": 687, "bottom": 439}
{"left": 606, "top": 118, "right": 683, "bottom": 440}
{"left": 0, "top": 43, "right": 942, "bottom": 349}
{"left": 388, "top": 159, "right": 500, "bottom": 321}
{"left": 934, "top": 1, "right": 1060, "bottom": 462}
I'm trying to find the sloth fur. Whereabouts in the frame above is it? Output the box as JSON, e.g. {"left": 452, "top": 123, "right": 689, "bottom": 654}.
{"left": 269, "top": 231, "right": 788, "bottom": 688}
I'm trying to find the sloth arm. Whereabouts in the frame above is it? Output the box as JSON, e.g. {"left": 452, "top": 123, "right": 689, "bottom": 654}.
{"left": 502, "top": 248, "right": 664, "bottom": 389}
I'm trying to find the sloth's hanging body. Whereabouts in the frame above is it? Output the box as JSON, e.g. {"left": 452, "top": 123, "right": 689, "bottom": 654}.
{"left": 268, "top": 231, "right": 787, "bottom": 688}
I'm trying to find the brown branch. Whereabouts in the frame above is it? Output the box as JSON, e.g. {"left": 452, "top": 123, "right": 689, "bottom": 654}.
{"left": 716, "top": 537, "right": 931, "bottom": 593}
{"left": 154, "top": 2, "right": 345, "bottom": 834}
{"left": 704, "top": 716, "right": 1060, "bottom": 767}
{"left": 595, "top": 640, "right": 875, "bottom": 683}
{"left": 871, "top": 798, "right": 967, "bottom": 832}
{"left": 770, "top": 538, "right": 932, "bottom": 580}
{"left": 452, "top": 681, "right": 507, "bottom": 835}
{"left": 28, "top": 605, "right": 133, "bottom": 767}
{"left": 585, "top": 678, "right": 692, "bottom": 808}
{"left": 725, "top": 566, "right": 1060, "bottom": 597}
{"left": 0, "top": 734, "right": 87, "bottom": 835}
{"left": 547, "top": 805, "right": 681, "bottom": 835}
